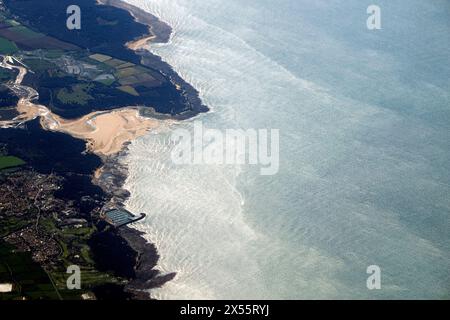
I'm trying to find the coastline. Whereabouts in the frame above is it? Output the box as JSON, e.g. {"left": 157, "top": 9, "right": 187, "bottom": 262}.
{"left": 93, "top": 1, "right": 185, "bottom": 297}
{"left": 0, "top": 0, "right": 205, "bottom": 155}
{"left": 0, "top": 0, "right": 207, "bottom": 299}
{"left": 97, "top": 0, "right": 172, "bottom": 44}
{"left": 92, "top": 0, "right": 209, "bottom": 297}
{"left": 85, "top": 0, "right": 195, "bottom": 298}
{"left": 97, "top": 0, "right": 209, "bottom": 119}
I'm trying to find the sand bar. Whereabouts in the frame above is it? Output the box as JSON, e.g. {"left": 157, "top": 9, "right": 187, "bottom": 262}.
{"left": 43, "top": 108, "right": 161, "bottom": 156}
{"left": 0, "top": 55, "right": 163, "bottom": 156}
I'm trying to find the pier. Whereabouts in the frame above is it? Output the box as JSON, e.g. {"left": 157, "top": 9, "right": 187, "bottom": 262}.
{"left": 103, "top": 208, "right": 146, "bottom": 228}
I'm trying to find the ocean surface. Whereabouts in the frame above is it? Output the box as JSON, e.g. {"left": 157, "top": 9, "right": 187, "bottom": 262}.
{"left": 122, "top": 0, "right": 450, "bottom": 299}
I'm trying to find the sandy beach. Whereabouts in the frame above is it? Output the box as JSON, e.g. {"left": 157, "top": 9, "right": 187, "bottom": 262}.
{"left": 1, "top": 97, "right": 161, "bottom": 156}
{"left": 0, "top": 54, "right": 163, "bottom": 157}
{"left": 44, "top": 108, "right": 161, "bottom": 156}
{"left": 126, "top": 35, "right": 157, "bottom": 51}
{"left": 0, "top": 0, "right": 178, "bottom": 157}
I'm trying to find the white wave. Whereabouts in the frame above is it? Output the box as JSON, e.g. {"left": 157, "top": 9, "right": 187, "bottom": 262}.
{"left": 122, "top": 0, "right": 450, "bottom": 299}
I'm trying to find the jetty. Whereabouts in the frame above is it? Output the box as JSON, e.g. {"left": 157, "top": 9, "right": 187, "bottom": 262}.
{"left": 103, "top": 208, "right": 146, "bottom": 228}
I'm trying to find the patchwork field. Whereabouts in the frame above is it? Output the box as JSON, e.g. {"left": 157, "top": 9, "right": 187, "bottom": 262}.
{"left": 0, "top": 16, "right": 79, "bottom": 51}
{"left": 1, "top": 0, "right": 205, "bottom": 119}
{"left": 89, "top": 53, "right": 163, "bottom": 95}
{"left": 0, "top": 242, "right": 61, "bottom": 300}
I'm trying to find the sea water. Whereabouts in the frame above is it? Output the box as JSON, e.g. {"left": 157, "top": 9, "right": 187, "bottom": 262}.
{"left": 123, "top": 0, "right": 450, "bottom": 299}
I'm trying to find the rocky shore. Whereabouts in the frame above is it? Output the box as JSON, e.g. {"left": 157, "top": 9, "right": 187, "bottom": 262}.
{"left": 94, "top": 152, "right": 177, "bottom": 299}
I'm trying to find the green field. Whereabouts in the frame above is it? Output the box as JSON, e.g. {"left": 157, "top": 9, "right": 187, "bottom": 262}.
{"left": 0, "top": 242, "right": 61, "bottom": 300}
{"left": 56, "top": 84, "right": 94, "bottom": 106}
{"left": 22, "top": 58, "right": 57, "bottom": 72}
{"left": 9, "top": 25, "right": 43, "bottom": 39}
{"left": 116, "top": 66, "right": 139, "bottom": 78}
{"left": 118, "top": 85, "right": 139, "bottom": 96}
{"left": 97, "top": 78, "right": 115, "bottom": 86}
{"left": 0, "top": 37, "right": 18, "bottom": 54}
{"left": 89, "top": 53, "right": 111, "bottom": 63}
{"left": 43, "top": 49, "right": 65, "bottom": 59}
{"left": 0, "top": 156, "right": 26, "bottom": 170}
{"left": 0, "top": 217, "right": 30, "bottom": 238}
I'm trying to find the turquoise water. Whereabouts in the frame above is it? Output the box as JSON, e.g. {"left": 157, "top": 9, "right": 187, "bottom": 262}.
{"left": 124, "top": 0, "right": 450, "bottom": 299}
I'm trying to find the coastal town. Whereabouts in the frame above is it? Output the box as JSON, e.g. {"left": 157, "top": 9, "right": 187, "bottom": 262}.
{"left": 0, "top": 158, "right": 126, "bottom": 299}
